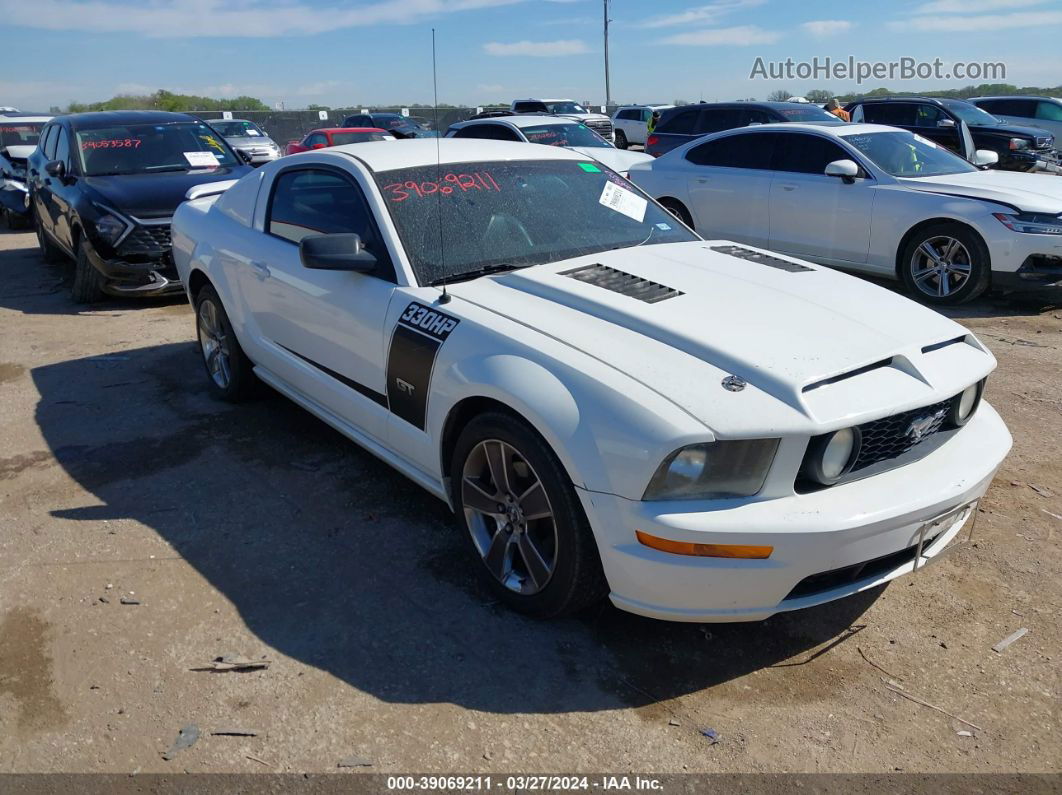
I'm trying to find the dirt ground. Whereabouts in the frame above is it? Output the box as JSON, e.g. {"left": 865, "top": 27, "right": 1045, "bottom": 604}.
{"left": 0, "top": 225, "right": 1059, "bottom": 776}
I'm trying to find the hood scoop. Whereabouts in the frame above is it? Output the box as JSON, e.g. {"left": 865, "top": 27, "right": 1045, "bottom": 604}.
{"left": 711, "top": 245, "right": 813, "bottom": 273}
{"left": 561, "top": 263, "right": 683, "bottom": 304}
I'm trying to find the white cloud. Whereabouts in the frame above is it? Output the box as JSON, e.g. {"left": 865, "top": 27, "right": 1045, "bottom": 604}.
{"left": 915, "top": 0, "right": 1046, "bottom": 12}
{"left": 0, "top": 0, "right": 524, "bottom": 37}
{"left": 800, "top": 19, "right": 852, "bottom": 38}
{"left": 639, "top": 0, "right": 766, "bottom": 30}
{"left": 891, "top": 9, "right": 1062, "bottom": 30}
{"left": 483, "top": 38, "right": 590, "bottom": 55}
{"left": 656, "top": 25, "right": 781, "bottom": 46}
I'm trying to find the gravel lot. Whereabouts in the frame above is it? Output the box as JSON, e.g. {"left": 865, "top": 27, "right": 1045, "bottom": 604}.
{"left": 0, "top": 225, "right": 1059, "bottom": 775}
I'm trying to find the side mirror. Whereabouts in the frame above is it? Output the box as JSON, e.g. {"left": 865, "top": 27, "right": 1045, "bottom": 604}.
{"left": 311, "top": 143, "right": 327, "bottom": 150}
{"left": 973, "top": 149, "right": 999, "bottom": 167}
{"left": 937, "top": 118, "right": 956, "bottom": 129}
{"left": 45, "top": 160, "right": 65, "bottom": 178}
{"left": 299, "top": 233, "right": 377, "bottom": 272}
{"left": 824, "top": 159, "right": 860, "bottom": 183}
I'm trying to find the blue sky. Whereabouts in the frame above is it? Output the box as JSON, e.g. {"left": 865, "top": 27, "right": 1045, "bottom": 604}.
{"left": 0, "top": 0, "right": 1059, "bottom": 110}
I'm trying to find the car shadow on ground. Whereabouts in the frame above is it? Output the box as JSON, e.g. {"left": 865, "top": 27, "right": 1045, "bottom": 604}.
{"left": 0, "top": 230, "right": 188, "bottom": 316}
{"left": 30, "top": 339, "right": 884, "bottom": 715}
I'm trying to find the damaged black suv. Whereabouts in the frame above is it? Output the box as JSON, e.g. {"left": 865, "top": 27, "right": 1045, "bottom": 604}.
{"left": 27, "top": 111, "right": 251, "bottom": 303}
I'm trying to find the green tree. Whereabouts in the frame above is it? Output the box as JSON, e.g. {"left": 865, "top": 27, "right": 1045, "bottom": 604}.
{"left": 767, "top": 89, "right": 793, "bottom": 102}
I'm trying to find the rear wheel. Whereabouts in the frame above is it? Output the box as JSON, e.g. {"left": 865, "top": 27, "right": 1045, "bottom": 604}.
{"left": 451, "top": 412, "right": 607, "bottom": 618}
{"left": 71, "top": 239, "right": 106, "bottom": 304}
{"left": 194, "top": 285, "right": 256, "bottom": 401}
{"left": 658, "top": 198, "right": 694, "bottom": 229}
{"left": 35, "top": 214, "right": 65, "bottom": 264}
{"left": 614, "top": 130, "right": 628, "bottom": 150}
{"left": 900, "top": 223, "right": 990, "bottom": 305}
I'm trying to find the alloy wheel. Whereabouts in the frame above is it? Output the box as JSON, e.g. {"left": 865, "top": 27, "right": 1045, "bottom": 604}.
{"left": 197, "top": 298, "right": 232, "bottom": 389}
{"left": 461, "top": 439, "right": 558, "bottom": 595}
{"left": 909, "top": 235, "right": 973, "bottom": 299}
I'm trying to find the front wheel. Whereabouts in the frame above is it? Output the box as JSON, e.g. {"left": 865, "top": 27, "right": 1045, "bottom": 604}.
{"left": 899, "top": 223, "right": 990, "bottom": 305}
{"left": 451, "top": 412, "right": 607, "bottom": 618}
{"left": 614, "top": 130, "right": 628, "bottom": 150}
{"left": 71, "top": 240, "right": 106, "bottom": 304}
{"left": 194, "top": 285, "right": 256, "bottom": 401}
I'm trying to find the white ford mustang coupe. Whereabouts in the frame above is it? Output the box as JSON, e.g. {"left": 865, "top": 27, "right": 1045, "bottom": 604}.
{"left": 172, "top": 139, "right": 1012, "bottom": 622}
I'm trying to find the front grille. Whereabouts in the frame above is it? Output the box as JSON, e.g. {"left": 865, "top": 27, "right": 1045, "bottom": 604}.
{"left": 118, "top": 223, "right": 172, "bottom": 258}
{"left": 561, "top": 263, "right": 683, "bottom": 303}
{"left": 585, "top": 119, "right": 613, "bottom": 138}
{"left": 852, "top": 399, "right": 950, "bottom": 472}
{"left": 1035, "top": 136, "right": 1054, "bottom": 149}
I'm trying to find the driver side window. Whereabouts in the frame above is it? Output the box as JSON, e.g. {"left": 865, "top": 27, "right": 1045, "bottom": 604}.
{"left": 267, "top": 168, "right": 394, "bottom": 280}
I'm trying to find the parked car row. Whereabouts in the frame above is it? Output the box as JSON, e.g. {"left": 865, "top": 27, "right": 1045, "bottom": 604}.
{"left": 10, "top": 102, "right": 1023, "bottom": 624}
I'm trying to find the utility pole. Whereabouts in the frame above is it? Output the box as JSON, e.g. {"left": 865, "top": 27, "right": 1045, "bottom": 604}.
{"left": 603, "top": 0, "right": 612, "bottom": 108}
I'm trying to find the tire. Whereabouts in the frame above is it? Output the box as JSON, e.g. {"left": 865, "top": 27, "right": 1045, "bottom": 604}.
{"left": 614, "top": 130, "right": 628, "bottom": 150}
{"left": 899, "top": 222, "right": 990, "bottom": 305}
{"left": 71, "top": 239, "right": 106, "bottom": 304}
{"left": 450, "top": 411, "right": 608, "bottom": 618}
{"left": 659, "top": 198, "right": 694, "bottom": 229}
{"left": 35, "top": 215, "right": 65, "bottom": 264}
{"left": 194, "top": 285, "right": 256, "bottom": 402}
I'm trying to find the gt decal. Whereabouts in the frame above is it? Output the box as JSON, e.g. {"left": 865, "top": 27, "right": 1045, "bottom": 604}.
{"left": 386, "top": 302, "right": 461, "bottom": 430}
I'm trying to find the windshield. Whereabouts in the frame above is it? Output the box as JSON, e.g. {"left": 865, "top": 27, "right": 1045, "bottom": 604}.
{"left": 522, "top": 124, "right": 609, "bottom": 148}
{"left": 331, "top": 131, "right": 393, "bottom": 145}
{"left": 1, "top": 122, "right": 45, "bottom": 147}
{"left": 211, "top": 120, "right": 267, "bottom": 138}
{"left": 546, "top": 102, "right": 588, "bottom": 114}
{"left": 76, "top": 121, "right": 240, "bottom": 176}
{"left": 842, "top": 130, "right": 978, "bottom": 177}
{"left": 376, "top": 115, "right": 421, "bottom": 129}
{"left": 376, "top": 160, "right": 698, "bottom": 285}
{"left": 942, "top": 100, "right": 1002, "bottom": 126}
{"left": 777, "top": 105, "right": 837, "bottom": 121}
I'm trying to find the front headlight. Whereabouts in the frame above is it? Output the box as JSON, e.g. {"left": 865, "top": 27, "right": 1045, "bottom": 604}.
{"left": 643, "top": 439, "right": 778, "bottom": 501}
{"left": 1009, "top": 137, "right": 1029, "bottom": 151}
{"left": 993, "top": 212, "right": 1062, "bottom": 235}
{"left": 94, "top": 213, "right": 128, "bottom": 246}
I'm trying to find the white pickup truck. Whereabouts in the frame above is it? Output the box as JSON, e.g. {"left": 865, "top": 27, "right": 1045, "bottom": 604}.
{"left": 510, "top": 98, "right": 613, "bottom": 142}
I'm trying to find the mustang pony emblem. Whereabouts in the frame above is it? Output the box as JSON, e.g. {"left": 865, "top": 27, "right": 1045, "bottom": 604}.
{"left": 906, "top": 410, "right": 945, "bottom": 443}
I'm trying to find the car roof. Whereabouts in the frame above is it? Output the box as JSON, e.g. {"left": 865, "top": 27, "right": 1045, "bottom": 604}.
{"left": 327, "top": 138, "right": 588, "bottom": 171}
{"left": 63, "top": 110, "right": 200, "bottom": 129}
{"left": 970, "top": 95, "right": 1059, "bottom": 102}
{"left": 515, "top": 98, "right": 576, "bottom": 103}
{"left": 0, "top": 113, "right": 52, "bottom": 123}
{"left": 313, "top": 127, "right": 389, "bottom": 134}
{"left": 211, "top": 118, "right": 257, "bottom": 124}
{"left": 454, "top": 115, "right": 579, "bottom": 129}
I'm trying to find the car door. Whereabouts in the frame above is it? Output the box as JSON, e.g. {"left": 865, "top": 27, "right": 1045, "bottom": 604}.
{"left": 239, "top": 165, "right": 398, "bottom": 441}
{"left": 684, "top": 131, "right": 777, "bottom": 247}
{"left": 46, "top": 126, "right": 78, "bottom": 253}
{"left": 1033, "top": 100, "right": 1062, "bottom": 142}
{"left": 30, "top": 123, "right": 60, "bottom": 241}
{"left": 910, "top": 103, "right": 963, "bottom": 152}
{"left": 768, "top": 132, "right": 875, "bottom": 264}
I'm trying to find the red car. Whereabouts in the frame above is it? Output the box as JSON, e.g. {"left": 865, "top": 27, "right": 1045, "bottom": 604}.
{"left": 285, "top": 127, "right": 394, "bottom": 155}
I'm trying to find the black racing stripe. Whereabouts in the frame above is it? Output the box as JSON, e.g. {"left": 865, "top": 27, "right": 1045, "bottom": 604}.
{"left": 386, "top": 325, "right": 440, "bottom": 430}
{"left": 278, "top": 344, "right": 388, "bottom": 407}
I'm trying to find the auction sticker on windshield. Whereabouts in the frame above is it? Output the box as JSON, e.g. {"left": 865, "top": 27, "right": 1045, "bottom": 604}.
{"left": 184, "top": 151, "right": 220, "bottom": 168}
{"left": 599, "top": 181, "right": 647, "bottom": 223}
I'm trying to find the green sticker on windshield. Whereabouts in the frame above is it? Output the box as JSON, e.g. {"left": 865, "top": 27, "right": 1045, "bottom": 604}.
{"left": 578, "top": 162, "right": 602, "bottom": 172}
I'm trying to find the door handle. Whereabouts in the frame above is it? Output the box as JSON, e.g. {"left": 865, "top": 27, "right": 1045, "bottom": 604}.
{"left": 779, "top": 184, "right": 796, "bottom": 191}
{"left": 250, "top": 260, "right": 270, "bottom": 277}
{"left": 696, "top": 177, "right": 710, "bottom": 183}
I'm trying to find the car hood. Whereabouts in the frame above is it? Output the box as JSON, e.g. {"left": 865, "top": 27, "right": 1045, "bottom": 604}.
{"left": 2, "top": 145, "right": 37, "bottom": 160}
{"left": 570, "top": 146, "right": 654, "bottom": 173}
{"left": 447, "top": 242, "right": 984, "bottom": 432}
{"left": 973, "top": 121, "right": 1053, "bottom": 140}
{"left": 225, "top": 135, "right": 277, "bottom": 149}
{"left": 899, "top": 170, "right": 1062, "bottom": 213}
{"left": 84, "top": 166, "right": 250, "bottom": 218}
{"left": 557, "top": 113, "right": 610, "bottom": 123}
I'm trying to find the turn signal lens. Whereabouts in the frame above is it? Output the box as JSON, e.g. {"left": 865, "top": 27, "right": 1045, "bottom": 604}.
{"left": 635, "top": 530, "right": 773, "bottom": 559}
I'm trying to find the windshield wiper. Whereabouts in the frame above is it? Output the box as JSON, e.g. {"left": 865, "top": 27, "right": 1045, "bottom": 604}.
{"left": 430, "top": 263, "right": 527, "bottom": 286}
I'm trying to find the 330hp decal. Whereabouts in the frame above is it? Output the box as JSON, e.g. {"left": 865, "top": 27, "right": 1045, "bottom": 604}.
{"left": 386, "top": 302, "right": 460, "bottom": 430}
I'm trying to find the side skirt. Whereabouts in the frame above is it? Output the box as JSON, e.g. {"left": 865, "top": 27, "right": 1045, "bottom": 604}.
{"left": 252, "top": 365, "right": 452, "bottom": 508}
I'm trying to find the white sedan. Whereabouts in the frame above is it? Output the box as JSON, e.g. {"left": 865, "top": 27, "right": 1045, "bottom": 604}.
{"left": 447, "top": 115, "right": 652, "bottom": 176}
{"left": 628, "top": 122, "right": 1062, "bottom": 304}
{"left": 172, "top": 139, "right": 1011, "bottom": 622}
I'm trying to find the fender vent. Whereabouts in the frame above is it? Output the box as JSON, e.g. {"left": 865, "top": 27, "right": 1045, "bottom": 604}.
{"left": 710, "top": 245, "right": 813, "bottom": 273}
{"left": 561, "top": 264, "right": 683, "bottom": 303}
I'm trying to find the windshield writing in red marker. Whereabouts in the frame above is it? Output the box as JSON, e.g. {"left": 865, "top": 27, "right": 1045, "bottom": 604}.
{"left": 384, "top": 172, "right": 501, "bottom": 202}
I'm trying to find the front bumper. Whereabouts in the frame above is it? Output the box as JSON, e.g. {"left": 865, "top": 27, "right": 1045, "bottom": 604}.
{"left": 0, "top": 178, "right": 30, "bottom": 216}
{"left": 579, "top": 402, "right": 1011, "bottom": 622}
{"left": 1001, "top": 148, "right": 1062, "bottom": 173}
{"left": 994, "top": 254, "right": 1062, "bottom": 293}
{"left": 84, "top": 239, "right": 184, "bottom": 298}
